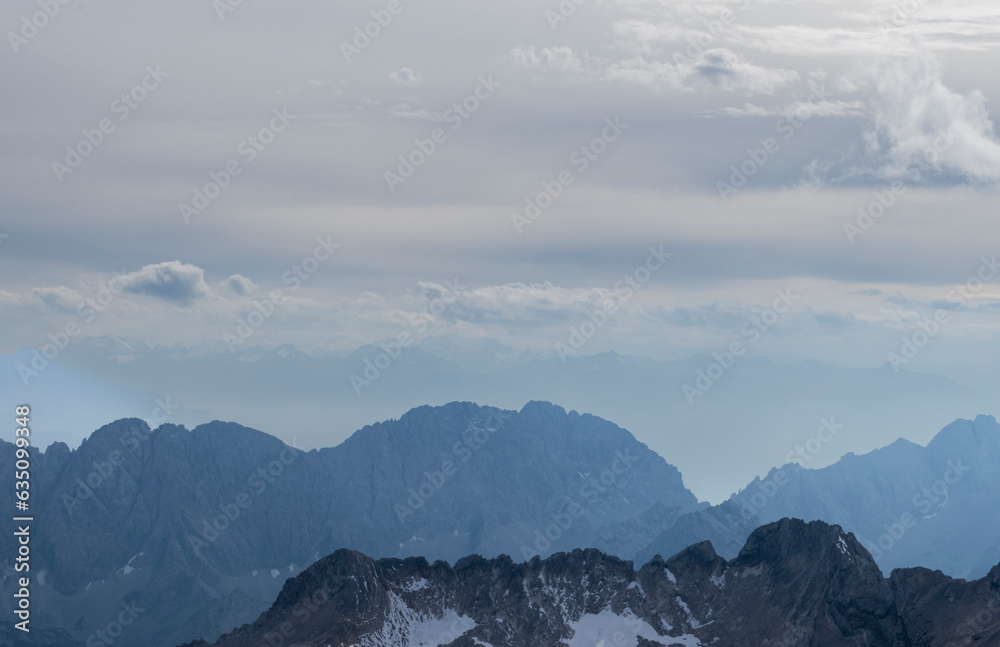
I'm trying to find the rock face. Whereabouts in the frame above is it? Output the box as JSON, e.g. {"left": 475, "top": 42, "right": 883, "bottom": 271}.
{"left": 0, "top": 401, "right": 699, "bottom": 647}
{"left": 189, "top": 519, "right": 1000, "bottom": 647}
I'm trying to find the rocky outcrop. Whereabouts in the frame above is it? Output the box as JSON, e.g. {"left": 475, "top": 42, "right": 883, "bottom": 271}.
{"left": 193, "top": 519, "right": 1000, "bottom": 647}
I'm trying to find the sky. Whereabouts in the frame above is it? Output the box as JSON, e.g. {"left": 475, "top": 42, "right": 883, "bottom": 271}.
{"left": 2, "top": 0, "right": 1000, "bottom": 439}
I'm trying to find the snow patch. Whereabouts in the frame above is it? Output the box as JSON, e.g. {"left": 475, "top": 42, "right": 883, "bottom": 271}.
{"left": 402, "top": 578, "right": 429, "bottom": 592}
{"left": 363, "top": 592, "right": 475, "bottom": 647}
{"left": 561, "top": 609, "right": 669, "bottom": 647}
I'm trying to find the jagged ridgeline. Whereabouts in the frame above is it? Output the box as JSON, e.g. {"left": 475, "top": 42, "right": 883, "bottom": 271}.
{"left": 186, "top": 519, "right": 1000, "bottom": 647}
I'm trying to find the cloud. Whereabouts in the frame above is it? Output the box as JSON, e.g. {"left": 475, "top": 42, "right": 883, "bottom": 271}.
{"left": 217, "top": 274, "right": 255, "bottom": 296}
{"left": 860, "top": 55, "right": 1000, "bottom": 182}
{"left": 679, "top": 48, "right": 799, "bottom": 94}
{"left": 604, "top": 47, "right": 800, "bottom": 94}
{"left": 510, "top": 44, "right": 798, "bottom": 95}
{"left": 508, "top": 46, "right": 586, "bottom": 74}
{"left": 119, "top": 261, "right": 212, "bottom": 305}
{"left": 389, "top": 68, "right": 423, "bottom": 87}
{"left": 733, "top": 5, "right": 1000, "bottom": 57}
{"left": 705, "top": 99, "right": 866, "bottom": 118}
{"left": 383, "top": 103, "right": 439, "bottom": 121}
{"left": 808, "top": 53, "right": 1000, "bottom": 185}
{"left": 32, "top": 286, "right": 85, "bottom": 313}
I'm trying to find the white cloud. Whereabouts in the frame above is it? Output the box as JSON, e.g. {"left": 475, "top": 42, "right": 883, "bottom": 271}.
{"left": 389, "top": 67, "right": 423, "bottom": 87}
{"left": 508, "top": 46, "right": 587, "bottom": 74}
{"left": 705, "top": 99, "right": 865, "bottom": 118}
{"left": 217, "top": 274, "right": 255, "bottom": 296}
{"left": 509, "top": 44, "right": 798, "bottom": 95}
{"left": 605, "top": 47, "right": 799, "bottom": 94}
{"left": 817, "top": 54, "right": 1000, "bottom": 184}
{"left": 119, "top": 261, "right": 212, "bottom": 305}
{"left": 867, "top": 56, "right": 1000, "bottom": 181}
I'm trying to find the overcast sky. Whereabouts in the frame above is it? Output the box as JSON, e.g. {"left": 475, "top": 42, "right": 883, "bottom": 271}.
{"left": 2, "top": 0, "right": 1000, "bottom": 391}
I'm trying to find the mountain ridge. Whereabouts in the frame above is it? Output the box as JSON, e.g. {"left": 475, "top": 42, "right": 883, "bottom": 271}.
{"left": 183, "top": 518, "right": 1000, "bottom": 647}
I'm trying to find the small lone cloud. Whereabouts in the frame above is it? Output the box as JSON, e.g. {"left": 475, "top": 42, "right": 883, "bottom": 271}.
{"left": 390, "top": 67, "right": 423, "bottom": 87}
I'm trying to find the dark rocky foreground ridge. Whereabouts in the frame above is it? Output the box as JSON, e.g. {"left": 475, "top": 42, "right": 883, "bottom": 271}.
{"left": 186, "top": 519, "right": 1000, "bottom": 647}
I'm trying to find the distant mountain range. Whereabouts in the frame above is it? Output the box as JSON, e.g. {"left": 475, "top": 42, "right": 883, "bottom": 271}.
{"left": 187, "top": 519, "right": 1000, "bottom": 647}
{"left": 642, "top": 414, "right": 1000, "bottom": 581}
{"left": 6, "top": 334, "right": 996, "bottom": 501}
{"left": 3, "top": 403, "right": 998, "bottom": 646}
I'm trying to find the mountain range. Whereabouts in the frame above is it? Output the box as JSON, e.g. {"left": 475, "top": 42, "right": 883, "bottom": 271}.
{"left": 7, "top": 333, "right": 995, "bottom": 501}
{"left": 2, "top": 403, "right": 998, "bottom": 646}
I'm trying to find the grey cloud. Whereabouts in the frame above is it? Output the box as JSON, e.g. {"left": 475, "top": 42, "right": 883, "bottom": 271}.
{"left": 682, "top": 48, "right": 799, "bottom": 95}
{"left": 217, "top": 274, "right": 255, "bottom": 296}
{"left": 32, "top": 286, "right": 84, "bottom": 313}
{"left": 119, "top": 261, "right": 212, "bottom": 305}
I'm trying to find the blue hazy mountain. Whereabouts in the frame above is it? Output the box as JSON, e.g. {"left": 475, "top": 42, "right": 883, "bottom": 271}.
{"left": 37, "top": 334, "right": 997, "bottom": 502}
{"left": 0, "top": 402, "right": 698, "bottom": 647}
